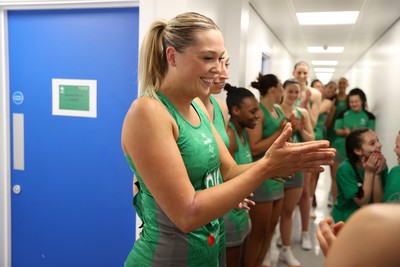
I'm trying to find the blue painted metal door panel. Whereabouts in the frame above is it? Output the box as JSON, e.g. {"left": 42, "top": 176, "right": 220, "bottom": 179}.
{"left": 9, "top": 8, "right": 138, "bottom": 267}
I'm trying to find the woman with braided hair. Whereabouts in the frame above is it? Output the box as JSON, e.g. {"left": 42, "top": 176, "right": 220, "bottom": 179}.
{"left": 332, "top": 128, "right": 388, "bottom": 223}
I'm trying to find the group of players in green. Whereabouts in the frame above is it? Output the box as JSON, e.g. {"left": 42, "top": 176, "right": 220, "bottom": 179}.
{"left": 121, "top": 12, "right": 399, "bottom": 267}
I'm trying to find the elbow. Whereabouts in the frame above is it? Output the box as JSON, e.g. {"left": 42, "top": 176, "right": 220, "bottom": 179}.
{"left": 173, "top": 204, "right": 203, "bottom": 233}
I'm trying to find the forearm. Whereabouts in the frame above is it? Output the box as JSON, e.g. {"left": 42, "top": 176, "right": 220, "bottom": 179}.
{"left": 183, "top": 159, "right": 270, "bottom": 231}
{"left": 372, "top": 175, "right": 384, "bottom": 203}
{"left": 354, "top": 172, "right": 374, "bottom": 206}
{"left": 301, "top": 129, "right": 315, "bottom": 142}
{"left": 222, "top": 162, "right": 255, "bottom": 181}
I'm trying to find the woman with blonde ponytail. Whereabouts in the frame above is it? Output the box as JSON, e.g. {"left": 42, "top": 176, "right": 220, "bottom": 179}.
{"left": 121, "top": 12, "right": 335, "bottom": 266}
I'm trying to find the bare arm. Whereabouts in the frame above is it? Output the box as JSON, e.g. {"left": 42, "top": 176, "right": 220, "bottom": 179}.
{"left": 122, "top": 97, "right": 334, "bottom": 233}
{"left": 309, "top": 87, "right": 322, "bottom": 128}
{"left": 247, "top": 111, "right": 285, "bottom": 157}
{"left": 298, "top": 108, "right": 315, "bottom": 141}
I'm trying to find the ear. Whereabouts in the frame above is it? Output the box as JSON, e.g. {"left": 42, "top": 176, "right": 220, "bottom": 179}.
{"left": 165, "top": 46, "right": 177, "bottom": 67}
{"left": 354, "top": 148, "right": 362, "bottom": 156}
{"left": 231, "top": 106, "right": 241, "bottom": 116}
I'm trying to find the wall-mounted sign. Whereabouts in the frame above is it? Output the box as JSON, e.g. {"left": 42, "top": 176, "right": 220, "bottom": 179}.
{"left": 52, "top": 79, "right": 97, "bottom": 118}
{"left": 12, "top": 91, "right": 24, "bottom": 105}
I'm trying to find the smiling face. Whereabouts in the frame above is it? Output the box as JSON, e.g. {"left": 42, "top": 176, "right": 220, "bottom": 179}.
{"left": 210, "top": 51, "right": 229, "bottom": 94}
{"left": 312, "top": 80, "right": 324, "bottom": 94}
{"left": 282, "top": 82, "right": 300, "bottom": 105}
{"left": 293, "top": 63, "right": 309, "bottom": 86}
{"left": 325, "top": 82, "right": 337, "bottom": 99}
{"left": 235, "top": 96, "right": 260, "bottom": 129}
{"left": 394, "top": 133, "right": 400, "bottom": 165}
{"left": 172, "top": 29, "right": 225, "bottom": 98}
{"left": 355, "top": 130, "right": 382, "bottom": 158}
{"left": 349, "top": 94, "right": 363, "bottom": 112}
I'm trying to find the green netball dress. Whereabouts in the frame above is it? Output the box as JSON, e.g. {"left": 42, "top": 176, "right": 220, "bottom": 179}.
{"left": 124, "top": 93, "right": 225, "bottom": 267}
{"left": 251, "top": 104, "right": 284, "bottom": 201}
{"left": 284, "top": 107, "right": 304, "bottom": 189}
{"left": 314, "top": 98, "right": 328, "bottom": 140}
{"left": 223, "top": 121, "right": 252, "bottom": 247}
{"left": 327, "top": 98, "right": 347, "bottom": 144}
{"left": 210, "top": 95, "right": 230, "bottom": 148}
{"left": 332, "top": 159, "right": 387, "bottom": 222}
{"left": 333, "top": 109, "right": 375, "bottom": 161}
{"left": 384, "top": 165, "right": 400, "bottom": 203}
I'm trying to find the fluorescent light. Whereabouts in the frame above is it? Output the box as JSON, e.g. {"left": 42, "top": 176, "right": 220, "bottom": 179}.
{"left": 312, "top": 60, "right": 338, "bottom": 66}
{"left": 316, "top": 74, "right": 333, "bottom": 80}
{"left": 314, "top": 68, "right": 335, "bottom": 72}
{"left": 307, "top": 46, "right": 344, "bottom": 53}
{"left": 297, "top": 11, "right": 359, "bottom": 25}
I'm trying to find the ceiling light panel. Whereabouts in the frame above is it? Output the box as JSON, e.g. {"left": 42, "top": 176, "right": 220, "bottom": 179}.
{"left": 307, "top": 46, "right": 344, "bottom": 53}
{"left": 296, "top": 11, "right": 359, "bottom": 25}
{"left": 314, "top": 68, "right": 335, "bottom": 72}
{"left": 311, "top": 60, "right": 338, "bottom": 66}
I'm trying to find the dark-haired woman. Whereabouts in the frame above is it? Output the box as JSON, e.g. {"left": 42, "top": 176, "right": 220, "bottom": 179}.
{"left": 332, "top": 128, "right": 387, "bottom": 222}
{"left": 224, "top": 84, "right": 260, "bottom": 266}
{"left": 246, "top": 73, "right": 286, "bottom": 267}
{"left": 279, "top": 78, "right": 315, "bottom": 267}
{"left": 333, "top": 88, "right": 376, "bottom": 165}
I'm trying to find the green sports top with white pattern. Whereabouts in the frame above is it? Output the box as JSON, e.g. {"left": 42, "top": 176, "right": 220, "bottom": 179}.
{"left": 210, "top": 95, "right": 230, "bottom": 147}
{"left": 223, "top": 121, "right": 252, "bottom": 247}
{"left": 251, "top": 104, "right": 284, "bottom": 202}
{"left": 124, "top": 92, "right": 225, "bottom": 267}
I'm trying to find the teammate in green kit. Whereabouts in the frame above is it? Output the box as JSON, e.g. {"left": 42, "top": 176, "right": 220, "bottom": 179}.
{"left": 224, "top": 84, "right": 259, "bottom": 266}
{"left": 384, "top": 131, "right": 400, "bottom": 203}
{"left": 327, "top": 77, "right": 348, "bottom": 205}
{"left": 246, "top": 74, "right": 287, "bottom": 267}
{"left": 292, "top": 61, "right": 322, "bottom": 253}
{"left": 121, "top": 12, "right": 335, "bottom": 267}
{"left": 309, "top": 80, "right": 335, "bottom": 218}
{"left": 332, "top": 128, "right": 387, "bottom": 223}
{"left": 278, "top": 78, "right": 315, "bottom": 267}
{"left": 333, "top": 88, "right": 376, "bottom": 163}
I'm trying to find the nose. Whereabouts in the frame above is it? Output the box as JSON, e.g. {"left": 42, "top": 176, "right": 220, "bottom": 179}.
{"left": 210, "top": 60, "right": 221, "bottom": 76}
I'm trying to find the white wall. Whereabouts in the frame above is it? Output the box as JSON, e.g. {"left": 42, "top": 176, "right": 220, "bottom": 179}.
{"left": 245, "top": 6, "right": 294, "bottom": 99}
{"left": 138, "top": 0, "right": 294, "bottom": 102}
{"left": 345, "top": 19, "right": 400, "bottom": 169}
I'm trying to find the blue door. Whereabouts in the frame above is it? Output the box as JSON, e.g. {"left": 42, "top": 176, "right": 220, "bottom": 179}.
{"left": 9, "top": 8, "right": 138, "bottom": 267}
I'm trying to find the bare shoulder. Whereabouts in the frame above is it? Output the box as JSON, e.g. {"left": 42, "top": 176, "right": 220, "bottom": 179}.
{"left": 194, "top": 97, "right": 212, "bottom": 121}
{"left": 121, "top": 96, "right": 176, "bottom": 153}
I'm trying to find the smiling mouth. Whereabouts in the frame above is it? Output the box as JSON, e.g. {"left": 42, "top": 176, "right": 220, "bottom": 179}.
{"left": 201, "top": 77, "right": 213, "bottom": 85}
{"left": 213, "top": 81, "right": 225, "bottom": 89}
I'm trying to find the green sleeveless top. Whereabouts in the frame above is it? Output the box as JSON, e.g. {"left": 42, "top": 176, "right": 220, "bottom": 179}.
{"left": 292, "top": 107, "right": 303, "bottom": 143}
{"left": 314, "top": 99, "right": 328, "bottom": 140}
{"left": 223, "top": 121, "right": 252, "bottom": 246}
{"left": 251, "top": 104, "right": 284, "bottom": 202}
{"left": 228, "top": 121, "right": 252, "bottom": 164}
{"left": 210, "top": 95, "right": 229, "bottom": 147}
{"left": 125, "top": 93, "right": 225, "bottom": 267}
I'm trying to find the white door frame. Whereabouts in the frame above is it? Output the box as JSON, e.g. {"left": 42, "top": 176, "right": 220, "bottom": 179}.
{"left": 0, "top": 1, "right": 139, "bottom": 267}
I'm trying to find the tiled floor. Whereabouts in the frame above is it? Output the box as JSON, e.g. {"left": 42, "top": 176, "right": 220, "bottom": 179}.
{"left": 267, "top": 166, "right": 333, "bottom": 267}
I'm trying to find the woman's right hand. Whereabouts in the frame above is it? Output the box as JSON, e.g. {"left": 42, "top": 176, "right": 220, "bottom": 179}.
{"left": 262, "top": 123, "right": 335, "bottom": 178}
{"left": 317, "top": 217, "right": 346, "bottom": 257}
{"left": 362, "top": 152, "right": 381, "bottom": 174}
